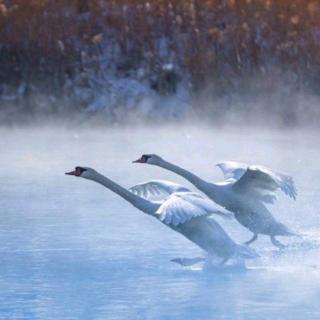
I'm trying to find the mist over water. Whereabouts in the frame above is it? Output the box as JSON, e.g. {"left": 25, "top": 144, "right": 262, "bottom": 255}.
{"left": 0, "top": 125, "right": 320, "bottom": 319}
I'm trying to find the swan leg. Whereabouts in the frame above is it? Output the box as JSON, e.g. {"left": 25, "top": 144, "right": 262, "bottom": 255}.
{"left": 171, "top": 257, "right": 205, "bottom": 266}
{"left": 244, "top": 233, "right": 258, "bottom": 245}
{"left": 270, "top": 236, "right": 286, "bottom": 249}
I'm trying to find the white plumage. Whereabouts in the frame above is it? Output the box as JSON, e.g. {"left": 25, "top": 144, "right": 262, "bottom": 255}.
{"left": 129, "top": 180, "right": 191, "bottom": 201}
{"left": 133, "top": 155, "right": 298, "bottom": 248}
{"left": 67, "top": 168, "right": 255, "bottom": 264}
{"left": 155, "top": 191, "right": 233, "bottom": 226}
{"left": 130, "top": 181, "right": 233, "bottom": 225}
{"left": 217, "top": 161, "right": 297, "bottom": 202}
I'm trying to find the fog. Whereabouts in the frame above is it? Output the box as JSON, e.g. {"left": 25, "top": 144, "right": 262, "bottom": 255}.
{"left": 0, "top": 125, "right": 320, "bottom": 319}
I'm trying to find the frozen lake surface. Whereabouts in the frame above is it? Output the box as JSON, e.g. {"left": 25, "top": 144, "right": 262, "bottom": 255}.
{"left": 0, "top": 125, "right": 319, "bottom": 319}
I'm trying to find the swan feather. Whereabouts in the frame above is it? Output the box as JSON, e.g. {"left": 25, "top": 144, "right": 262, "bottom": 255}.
{"left": 216, "top": 161, "right": 297, "bottom": 201}
{"left": 156, "top": 192, "right": 233, "bottom": 226}
{"left": 129, "top": 180, "right": 191, "bottom": 201}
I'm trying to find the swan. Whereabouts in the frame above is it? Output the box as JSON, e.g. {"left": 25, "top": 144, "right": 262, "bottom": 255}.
{"left": 65, "top": 166, "right": 258, "bottom": 265}
{"left": 133, "top": 155, "right": 298, "bottom": 248}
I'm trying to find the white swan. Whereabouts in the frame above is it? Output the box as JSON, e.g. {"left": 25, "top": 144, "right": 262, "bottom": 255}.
{"left": 133, "top": 155, "right": 298, "bottom": 248}
{"left": 66, "top": 166, "right": 257, "bottom": 265}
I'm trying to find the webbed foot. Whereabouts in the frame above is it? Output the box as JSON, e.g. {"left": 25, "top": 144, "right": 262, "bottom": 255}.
{"left": 171, "top": 257, "right": 205, "bottom": 266}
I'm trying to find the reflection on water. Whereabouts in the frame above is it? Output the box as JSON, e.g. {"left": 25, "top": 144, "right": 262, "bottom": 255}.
{"left": 0, "top": 126, "right": 319, "bottom": 319}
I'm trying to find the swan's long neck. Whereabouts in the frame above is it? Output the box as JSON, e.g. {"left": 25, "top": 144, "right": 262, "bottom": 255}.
{"left": 85, "top": 172, "right": 157, "bottom": 214}
{"left": 157, "top": 160, "right": 213, "bottom": 195}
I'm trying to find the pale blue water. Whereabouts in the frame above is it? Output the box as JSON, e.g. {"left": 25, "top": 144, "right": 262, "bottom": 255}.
{"left": 0, "top": 126, "right": 319, "bottom": 320}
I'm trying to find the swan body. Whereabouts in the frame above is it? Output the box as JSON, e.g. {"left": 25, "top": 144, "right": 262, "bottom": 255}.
{"left": 133, "top": 155, "right": 297, "bottom": 248}
{"left": 66, "top": 167, "right": 257, "bottom": 263}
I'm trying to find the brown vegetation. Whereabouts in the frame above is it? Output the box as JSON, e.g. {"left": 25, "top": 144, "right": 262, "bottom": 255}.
{"left": 0, "top": 0, "right": 320, "bottom": 122}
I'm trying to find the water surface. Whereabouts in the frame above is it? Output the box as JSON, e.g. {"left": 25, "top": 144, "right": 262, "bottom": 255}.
{"left": 0, "top": 126, "right": 319, "bottom": 319}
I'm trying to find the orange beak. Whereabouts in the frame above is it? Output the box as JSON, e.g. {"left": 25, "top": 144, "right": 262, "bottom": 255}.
{"left": 65, "top": 168, "right": 81, "bottom": 176}
{"left": 132, "top": 157, "right": 144, "bottom": 163}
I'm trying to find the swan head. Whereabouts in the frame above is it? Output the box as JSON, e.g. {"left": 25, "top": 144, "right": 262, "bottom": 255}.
{"left": 65, "top": 166, "right": 97, "bottom": 179}
{"left": 133, "top": 154, "right": 164, "bottom": 165}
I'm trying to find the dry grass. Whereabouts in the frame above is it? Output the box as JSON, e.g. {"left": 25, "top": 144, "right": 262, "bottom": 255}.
{"left": 0, "top": 0, "right": 320, "bottom": 116}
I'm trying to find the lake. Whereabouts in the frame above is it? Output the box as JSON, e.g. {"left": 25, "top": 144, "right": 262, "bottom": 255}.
{"left": 0, "top": 125, "right": 319, "bottom": 319}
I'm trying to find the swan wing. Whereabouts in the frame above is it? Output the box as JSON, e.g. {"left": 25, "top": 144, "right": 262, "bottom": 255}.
{"left": 156, "top": 192, "right": 233, "bottom": 226}
{"left": 216, "top": 161, "right": 248, "bottom": 180}
{"left": 129, "top": 180, "right": 191, "bottom": 201}
{"left": 175, "top": 192, "right": 233, "bottom": 219}
{"left": 232, "top": 165, "right": 297, "bottom": 200}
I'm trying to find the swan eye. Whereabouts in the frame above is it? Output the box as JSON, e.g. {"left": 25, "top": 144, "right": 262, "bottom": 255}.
{"left": 142, "top": 155, "right": 151, "bottom": 163}
{"left": 75, "top": 167, "right": 87, "bottom": 175}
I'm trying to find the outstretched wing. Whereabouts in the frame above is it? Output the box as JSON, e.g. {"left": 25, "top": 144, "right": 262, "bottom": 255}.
{"left": 129, "top": 180, "right": 191, "bottom": 201}
{"left": 216, "top": 161, "right": 248, "bottom": 180}
{"left": 156, "top": 192, "right": 233, "bottom": 226}
{"left": 175, "top": 192, "right": 233, "bottom": 219}
{"left": 232, "top": 165, "right": 297, "bottom": 201}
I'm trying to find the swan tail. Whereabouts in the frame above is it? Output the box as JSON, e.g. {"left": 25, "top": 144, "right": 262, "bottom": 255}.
{"left": 236, "top": 244, "right": 259, "bottom": 259}
{"left": 276, "top": 223, "right": 299, "bottom": 237}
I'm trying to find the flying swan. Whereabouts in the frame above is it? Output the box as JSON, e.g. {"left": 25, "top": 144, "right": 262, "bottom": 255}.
{"left": 133, "top": 155, "right": 298, "bottom": 248}
{"left": 66, "top": 166, "right": 258, "bottom": 265}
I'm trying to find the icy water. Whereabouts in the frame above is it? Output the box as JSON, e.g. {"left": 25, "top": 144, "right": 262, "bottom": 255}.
{"left": 0, "top": 126, "right": 319, "bottom": 320}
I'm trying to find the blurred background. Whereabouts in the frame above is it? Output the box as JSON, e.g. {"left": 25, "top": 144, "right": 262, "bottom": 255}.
{"left": 1, "top": 0, "right": 320, "bottom": 126}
